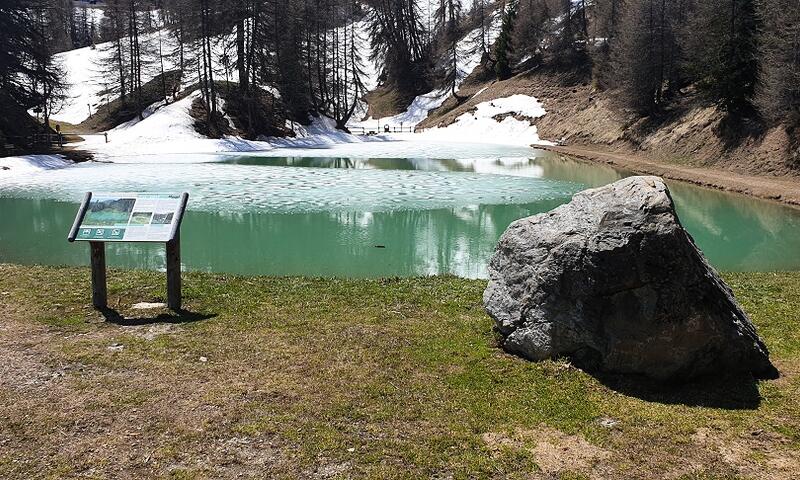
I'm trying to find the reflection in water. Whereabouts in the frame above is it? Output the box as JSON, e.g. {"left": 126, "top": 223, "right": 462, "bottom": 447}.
{"left": 531, "top": 155, "right": 628, "bottom": 186}
{"left": 669, "top": 182, "right": 800, "bottom": 272}
{"left": 223, "top": 155, "right": 553, "bottom": 177}
{"left": 224, "top": 154, "right": 628, "bottom": 182}
{"left": 0, "top": 198, "right": 556, "bottom": 278}
{"left": 1, "top": 153, "right": 799, "bottom": 277}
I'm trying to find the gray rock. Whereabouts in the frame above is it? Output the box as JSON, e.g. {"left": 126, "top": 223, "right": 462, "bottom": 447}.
{"left": 484, "top": 176, "right": 777, "bottom": 381}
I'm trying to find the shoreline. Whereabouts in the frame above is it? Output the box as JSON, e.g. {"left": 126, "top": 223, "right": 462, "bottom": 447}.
{"left": 539, "top": 144, "right": 800, "bottom": 210}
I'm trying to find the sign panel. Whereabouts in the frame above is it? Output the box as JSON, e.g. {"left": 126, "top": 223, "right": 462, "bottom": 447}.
{"left": 73, "top": 193, "right": 185, "bottom": 242}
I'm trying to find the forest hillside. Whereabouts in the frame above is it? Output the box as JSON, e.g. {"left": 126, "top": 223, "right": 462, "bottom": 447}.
{"left": 417, "top": 0, "right": 800, "bottom": 177}
{"left": 1, "top": 0, "right": 799, "bottom": 176}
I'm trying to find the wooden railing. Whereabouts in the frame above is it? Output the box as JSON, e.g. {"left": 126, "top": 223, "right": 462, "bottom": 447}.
{"left": 349, "top": 125, "right": 416, "bottom": 135}
{"left": 1, "top": 131, "right": 109, "bottom": 155}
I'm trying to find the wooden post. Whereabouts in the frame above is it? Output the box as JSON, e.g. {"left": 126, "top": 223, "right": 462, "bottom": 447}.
{"left": 90, "top": 241, "right": 107, "bottom": 309}
{"left": 166, "top": 232, "right": 181, "bottom": 311}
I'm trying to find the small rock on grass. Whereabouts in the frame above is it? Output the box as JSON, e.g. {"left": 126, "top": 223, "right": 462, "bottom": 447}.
{"left": 132, "top": 302, "right": 167, "bottom": 310}
{"left": 597, "top": 417, "right": 620, "bottom": 429}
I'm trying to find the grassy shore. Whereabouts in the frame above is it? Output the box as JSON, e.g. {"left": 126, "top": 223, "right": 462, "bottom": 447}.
{"left": 1, "top": 264, "right": 798, "bottom": 479}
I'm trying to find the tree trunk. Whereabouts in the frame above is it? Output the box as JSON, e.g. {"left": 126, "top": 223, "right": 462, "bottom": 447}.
{"left": 237, "top": 17, "right": 248, "bottom": 91}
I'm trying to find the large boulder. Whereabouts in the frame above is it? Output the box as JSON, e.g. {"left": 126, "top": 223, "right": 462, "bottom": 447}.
{"left": 484, "top": 176, "right": 777, "bottom": 381}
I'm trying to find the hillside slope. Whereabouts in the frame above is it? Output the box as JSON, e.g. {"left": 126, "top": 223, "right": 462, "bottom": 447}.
{"left": 420, "top": 65, "right": 800, "bottom": 179}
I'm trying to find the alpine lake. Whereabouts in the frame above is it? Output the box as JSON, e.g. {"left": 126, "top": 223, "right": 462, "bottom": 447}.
{"left": 2, "top": 141, "right": 800, "bottom": 278}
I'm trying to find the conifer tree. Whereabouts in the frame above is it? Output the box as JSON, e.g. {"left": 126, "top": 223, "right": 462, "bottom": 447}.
{"left": 756, "top": 0, "right": 800, "bottom": 125}
{"left": 435, "top": 0, "right": 463, "bottom": 96}
{"left": 612, "top": 0, "right": 684, "bottom": 114}
{"left": 684, "top": 0, "right": 758, "bottom": 113}
{"left": 0, "top": 0, "right": 66, "bottom": 143}
{"left": 494, "top": 0, "right": 517, "bottom": 80}
{"left": 366, "top": 0, "right": 430, "bottom": 97}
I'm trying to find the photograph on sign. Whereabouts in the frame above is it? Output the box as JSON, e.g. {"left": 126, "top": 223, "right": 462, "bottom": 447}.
{"left": 75, "top": 193, "right": 183, "bottom": 242}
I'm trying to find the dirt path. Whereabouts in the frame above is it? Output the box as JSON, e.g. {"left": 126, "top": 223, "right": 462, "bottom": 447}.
{"left": 540, "top": 145, "right": 800, "bottom": 209}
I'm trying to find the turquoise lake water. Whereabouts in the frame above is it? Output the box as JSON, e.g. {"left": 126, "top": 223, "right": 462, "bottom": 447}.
{"left": 1, "top": 145, "right": 799, "bottom": 278}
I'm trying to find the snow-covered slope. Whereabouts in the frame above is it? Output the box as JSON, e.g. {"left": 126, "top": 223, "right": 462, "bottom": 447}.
{"left": 50, "top": 15, "right": 230, "bottom": 126}
{"left": 417, "top": 95, "right": 551, "bottom": 146}
{"left": 79, "top": 93, "right": 397, "bottom": 160}
{"left": 52, "top": 44, "right": 111, "bottom": 124}
{"left": 51, "top": 25, "right": 183, "bottom": 125}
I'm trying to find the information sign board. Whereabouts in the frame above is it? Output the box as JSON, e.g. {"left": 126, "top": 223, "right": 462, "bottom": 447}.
{"left": 71, "top": 193, "right": 185, "bottom": 242}
{"left": 67, "top": 192, "right": 189, "bottom": 310}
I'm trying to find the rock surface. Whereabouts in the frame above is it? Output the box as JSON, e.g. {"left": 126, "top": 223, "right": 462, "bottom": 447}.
{"left": 484, "top": 176, "right": 777, "bottom": 380}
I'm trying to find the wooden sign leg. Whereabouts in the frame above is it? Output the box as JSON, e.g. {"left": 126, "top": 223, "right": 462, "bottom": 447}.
{"left": 89, "top": 241, "right": 107, "bottom": 309}
{"left": 166, "top": 233, "right": 181, "bottom": 311}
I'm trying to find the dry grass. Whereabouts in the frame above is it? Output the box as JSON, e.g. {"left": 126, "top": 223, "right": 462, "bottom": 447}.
{"left": 363, "top": 86, "right": 419, "bottom": 121}
{"left": 0, "top": 265, "right": 798, "bottom": 479}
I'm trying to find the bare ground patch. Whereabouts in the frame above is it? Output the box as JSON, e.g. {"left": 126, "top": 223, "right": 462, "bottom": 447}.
{"left": 691, "top": 427, "right": 800, "bottom": 479}
{"left": 482, "top": 426, "right": 611, "bottom": 477}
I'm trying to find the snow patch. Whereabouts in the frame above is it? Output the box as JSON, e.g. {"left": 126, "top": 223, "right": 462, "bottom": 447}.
{"left": 0, "top": 155, "right": 73, "bottom": 175}
{"left": 417, "top": 95, "right": 552, "bottom": 146}
{"left": 47, "top": 15, "right": 237, "bottom": 126}
{"left": 355, "top": 89, "right": 451, "bottom": 132}
{"left": 78, "top": 92, "right": 261, "bottom": 158}
{"left": 473, "top": 86, "right": 489, "bottom": 98}
{"left": 472, "top": 95, "right": 547, "bottom": 118}
{"left": 76, "top": 94, "right": 397, "bottom": 161}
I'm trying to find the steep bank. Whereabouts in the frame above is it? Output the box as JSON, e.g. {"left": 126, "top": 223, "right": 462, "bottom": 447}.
{"left": 540, "top": 145, "right": 800, "bottom": 209}
{"left": 420, "top": 65, "right": 800, "bottom": 181}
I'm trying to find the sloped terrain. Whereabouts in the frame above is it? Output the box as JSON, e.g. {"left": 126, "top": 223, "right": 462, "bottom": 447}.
{"left": 76, "top": 70, "right": 184, "bottom": 134}
{"left": 421, "top": 65, "right": 800, "bottom": 178}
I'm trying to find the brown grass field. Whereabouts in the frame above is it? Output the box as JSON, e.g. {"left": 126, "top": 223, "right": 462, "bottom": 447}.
{"left": 1, "top": 264, "right": 798, "bottom": 479}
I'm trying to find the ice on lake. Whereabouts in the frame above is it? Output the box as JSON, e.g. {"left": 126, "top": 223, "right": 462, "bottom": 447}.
{"left": 0, "top": 153, "right": 583, "bottom": 214}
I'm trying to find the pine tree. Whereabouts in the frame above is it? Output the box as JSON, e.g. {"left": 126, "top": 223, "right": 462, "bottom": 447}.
{"left": 327, "top": 1, "right": 369, "bottom": 129}
{"left": 756, "top": 0, "right": 800, "bottom": 125}
{"left": 0, "top": 0, "right": 66, "bottom": 143}
{"left": 494, "top": 0, "right": 517, "bottom": 80}
{"left": 475, "top": 0, "right": 489, "bottom": 55}
{"left": 513, "top": 0, "right": 550, "bottom": 65}
{"left": 684, "top": 0, "right": 758, "bottom": 113}
{"left": 366, "top": 0, "right": 431, "bottom": 97}
{"left": 612, "top": 0, "right": 684, "bottom": 114}
{"left": 435, "top": 0, "right": 463, "bottom": 96}
{"left": 97, "top": 0, "right": 129, "bottom": 105}
{"left": 592, "top": 0, "right": 624, "bottom": 88}
{"left": 31, "top": 2, "right": 68, "bottom": 127}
